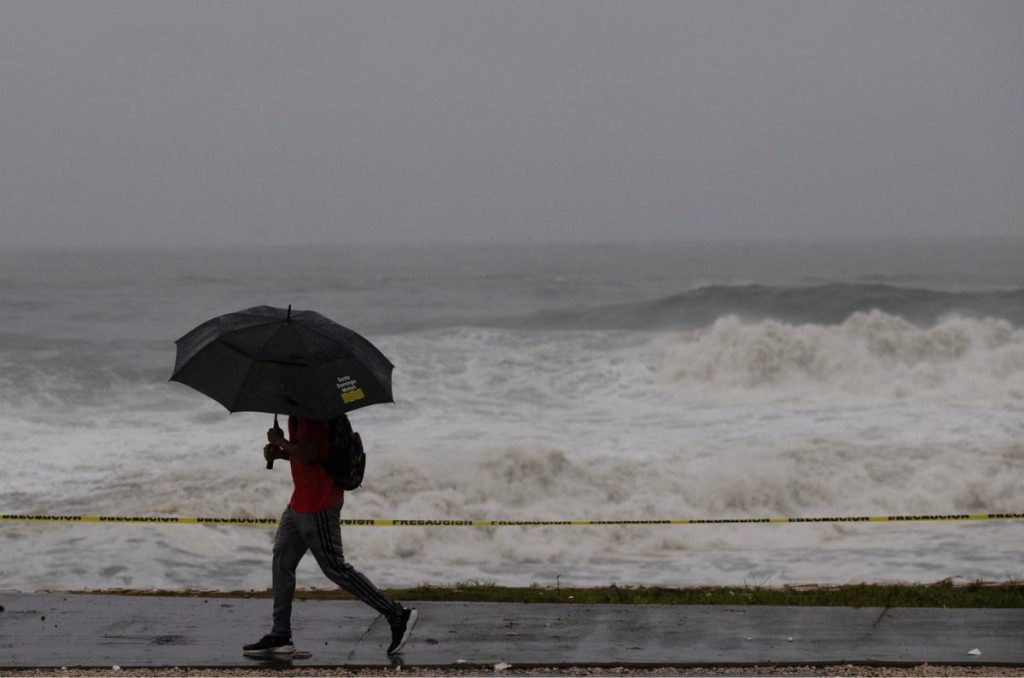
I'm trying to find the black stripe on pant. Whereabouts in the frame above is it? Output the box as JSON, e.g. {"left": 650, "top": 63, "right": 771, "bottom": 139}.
{"left": 307, "top": 503, "right": 402, "bottom": 622}
{"left": 271, "top": 502, "right": 402, "bottom": 637}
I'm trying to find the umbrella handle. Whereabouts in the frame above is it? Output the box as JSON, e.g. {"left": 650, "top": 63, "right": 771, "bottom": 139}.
{"left": 266, "top": 414, "right": 281, "bottom": 470}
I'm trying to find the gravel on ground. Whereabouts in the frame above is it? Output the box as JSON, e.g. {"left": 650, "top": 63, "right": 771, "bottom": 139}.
{"left": 2, "top": 665, "right": 1023, "bottom": 677}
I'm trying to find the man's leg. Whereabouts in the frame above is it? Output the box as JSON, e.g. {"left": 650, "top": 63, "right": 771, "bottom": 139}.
{"left": 302, "top": 500, "right": 403, "bottom": 621}
{"left": 271, "top": 505, "right": 308, "bottom": 638}
{"left": 244, "top": 506, "right": 306, "bottom": 656}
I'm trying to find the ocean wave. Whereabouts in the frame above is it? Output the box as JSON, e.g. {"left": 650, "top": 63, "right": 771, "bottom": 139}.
{"left": 4, "top": 308, "right": 1022, "bottom": 410}
{"left": 661, "top": 311, "right": 1024, "bottom": 396}
{"left": 5, "top": 322, "right": 1023, "bottom": 589}
{"left": 509, "top": 284, "right": 1024, "bottom": 331}
{"left": 9, "top": 437, "right": 1020, "bottom": 590}
{"left": 0, "top": 349, "right": 171, "bottom": 410}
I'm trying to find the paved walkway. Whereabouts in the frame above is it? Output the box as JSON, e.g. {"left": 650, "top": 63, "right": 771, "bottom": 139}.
{"left": 1, "top": 594, "right": 1022, "bottom": 668}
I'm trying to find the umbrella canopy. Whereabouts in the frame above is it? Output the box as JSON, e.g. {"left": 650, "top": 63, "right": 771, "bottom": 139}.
{"left": 171, "top": 305, "right": 393, "bottom": 419}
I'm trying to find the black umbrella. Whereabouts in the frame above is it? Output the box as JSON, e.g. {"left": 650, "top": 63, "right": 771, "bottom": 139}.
{"left": 170, "top": 305, "right": 394, "bottom": 420}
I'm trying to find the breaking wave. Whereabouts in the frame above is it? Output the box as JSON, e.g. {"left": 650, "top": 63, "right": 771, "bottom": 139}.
{"left": 514, "top": 284, "right": 1024, "bottom": 330}
{"left": 661, "top": 311, "right": 1024, "bottom": 397}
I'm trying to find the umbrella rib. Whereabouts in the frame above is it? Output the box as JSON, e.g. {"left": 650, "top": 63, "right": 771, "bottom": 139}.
{"left": 300, "top": 322, "right": 394, "bottom": 370}
{"left": 292, "top": 322, "right": 358, "bottom": 355}
{"left": 216, "top": 338, "right": 256, "bottom": 361}
{"left": 284, "top": 325, "right": 333, "bottom": 417}
{"left": 287, "top": 323, "right": 326, "bottom": 415}
{"left": 218, "top": 320, "right": 289, "bottom": 358}
{"left": 173, "top": 314, "right": 280, "bottom": 345}
{"left": 225, "top": 355, "right": 257, "bottom": 414}
{"left": 261, "top": 313, "right": 392, "bottom": 369}
{"left": 171, "top": 335, "right": 253, "bottom": 382}
{"left": 224, "top": 322, "right": 289, "bottom": 414}
{"left": 295, "top": 324, "right": 392, "bottom": 405}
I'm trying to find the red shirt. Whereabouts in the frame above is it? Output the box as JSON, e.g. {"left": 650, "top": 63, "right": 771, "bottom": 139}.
{"left": 287, "top": 416, "right": 344, "bottom": 513}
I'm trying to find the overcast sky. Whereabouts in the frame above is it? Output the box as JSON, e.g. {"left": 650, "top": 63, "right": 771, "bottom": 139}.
{"left": 1, "top": 1, "right": 1021, "bottom": 248}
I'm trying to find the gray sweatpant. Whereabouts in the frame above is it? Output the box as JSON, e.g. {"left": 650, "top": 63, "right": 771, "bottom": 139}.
{"left": 271, "top": 499, "right": 402, "bottom": 637}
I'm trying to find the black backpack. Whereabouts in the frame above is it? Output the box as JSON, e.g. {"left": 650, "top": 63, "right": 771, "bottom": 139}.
{"left": 323, "top": 414, "right": 365, "bottom": 491}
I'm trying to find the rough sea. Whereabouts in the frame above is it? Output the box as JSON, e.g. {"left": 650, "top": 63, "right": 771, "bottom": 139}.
{"left": 2, "top": 239, "right": 1022, "bottom": 591}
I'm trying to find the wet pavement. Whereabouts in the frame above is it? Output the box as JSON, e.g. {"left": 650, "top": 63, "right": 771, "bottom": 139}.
{"left": 0, "top": 594, "right": 1021, "bottom": 668}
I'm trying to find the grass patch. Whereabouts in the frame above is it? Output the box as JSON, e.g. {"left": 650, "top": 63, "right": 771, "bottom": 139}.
{"left": 383, "top": 580, "right": 1024, "bottom": 607}
{"left": 65, "top": 579, "right": 1024, "bottom": 607}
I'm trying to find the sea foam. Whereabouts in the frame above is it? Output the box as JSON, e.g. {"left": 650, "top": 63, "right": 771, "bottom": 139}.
{"left": 661, "top": 311, "right": 1024, "bottom": 397}
{"left": 2, "top": 244, "right": 1023, "bottom": 590}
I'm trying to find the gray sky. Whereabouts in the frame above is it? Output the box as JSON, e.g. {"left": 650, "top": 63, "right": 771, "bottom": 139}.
{"left": 1, "top": 1, "right": 1022, "bottom": 248}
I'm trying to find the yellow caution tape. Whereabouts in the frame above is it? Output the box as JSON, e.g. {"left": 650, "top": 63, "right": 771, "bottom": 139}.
{"left": 2, "top": 513, "right": 1023, "bottom": 527}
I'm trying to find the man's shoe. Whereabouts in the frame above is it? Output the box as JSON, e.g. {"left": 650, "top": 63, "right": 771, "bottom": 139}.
{"left": 243, "top": 634, "right": 295, "bottom": 656}
{"left": 387, "top": 607, "right": 418, "bottom": 655}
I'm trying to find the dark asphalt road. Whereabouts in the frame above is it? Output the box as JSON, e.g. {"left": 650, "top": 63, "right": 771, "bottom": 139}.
{"left": 1, "top": 594, "right": 1021, "bottom": 668}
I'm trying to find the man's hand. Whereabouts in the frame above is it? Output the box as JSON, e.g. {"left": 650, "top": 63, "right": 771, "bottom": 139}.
{"left": 265, "top": 430, "right": 315, "bottom": 464}
{"left": 263, "top": 443, "right": 285, "bottom": 463}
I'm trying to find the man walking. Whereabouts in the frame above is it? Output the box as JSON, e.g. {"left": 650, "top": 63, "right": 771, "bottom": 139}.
{"left": 243, "top": 415, "right": 417, "bottom": 657}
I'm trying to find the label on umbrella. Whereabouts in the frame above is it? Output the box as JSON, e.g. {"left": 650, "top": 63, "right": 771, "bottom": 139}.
{"left": 337, "top": 376, "right": 365, "bottom": 404}
{"left": 342, "top": 389, "right": 366, "bottom": 404}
